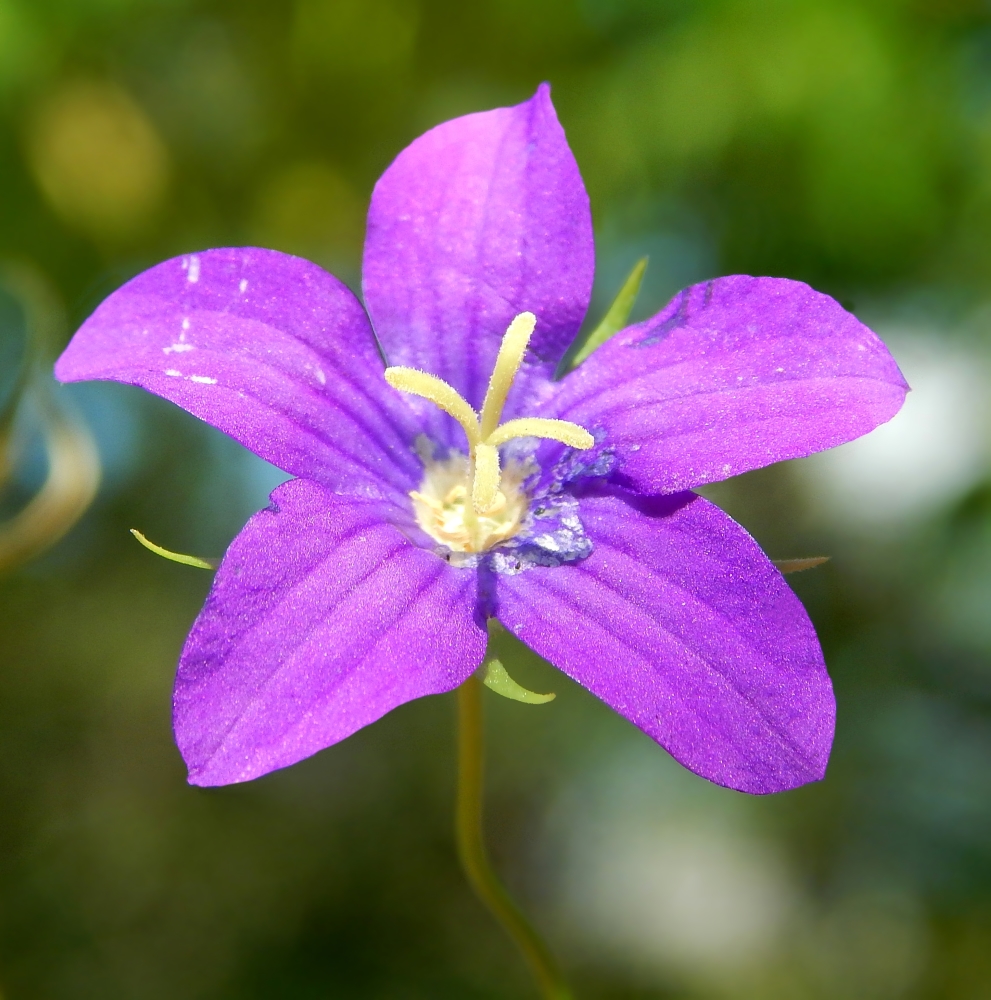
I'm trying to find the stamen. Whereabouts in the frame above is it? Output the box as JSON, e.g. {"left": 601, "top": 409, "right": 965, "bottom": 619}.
{"left": 487, "top": 417, "right": 594, "bottom": 450}
{"left": 409, "top": 490, "right": 443, "bottom": 512}
{"left": 386, "top": 311, "right": 596, "bottom": 555}
{"left": 479, "top": 312, "right": 536, "bottom": 439}
{"left": 472, "top": 442, "right": 502, "bottom": 513}
{"left": 384, "top": 367, "right": 481, "bottom": 446}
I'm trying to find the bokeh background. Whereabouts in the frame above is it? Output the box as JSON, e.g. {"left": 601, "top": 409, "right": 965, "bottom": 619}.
{"left": 2, "top": 0, "right": 991, "bottom": 996}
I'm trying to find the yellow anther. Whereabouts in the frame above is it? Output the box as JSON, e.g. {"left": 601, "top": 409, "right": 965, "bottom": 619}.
{"left": 487, "top": 417, "right": 594, "bottom": 450}
{"left": 384, "top": 367, "right": 481, "bottom": 447}
{"left": 479, "top": 312, "right": 536, "bottom": 439}
{"left": 471, "top": 442, "right": 502, "bottom": 513}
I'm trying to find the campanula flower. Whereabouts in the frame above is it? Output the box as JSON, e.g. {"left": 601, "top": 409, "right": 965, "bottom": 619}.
{"left": 54, "top": 85, "right": 907, "bottom": 793}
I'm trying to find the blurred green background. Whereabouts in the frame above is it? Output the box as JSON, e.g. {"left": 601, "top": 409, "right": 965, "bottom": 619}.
{"left": 2, "top": 0, "right": 991, "bottom": 996}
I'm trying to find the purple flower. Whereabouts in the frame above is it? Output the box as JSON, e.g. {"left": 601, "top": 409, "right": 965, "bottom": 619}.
{"left": 54, "top": 85, "right": 907, "bottom": 793}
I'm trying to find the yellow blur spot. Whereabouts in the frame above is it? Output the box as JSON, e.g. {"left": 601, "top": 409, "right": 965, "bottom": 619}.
{"left": 251, "top": 161, "right": 363, "bottom": 269}
{"left": 27, "top": 80, "right": 170, "bottom": 240}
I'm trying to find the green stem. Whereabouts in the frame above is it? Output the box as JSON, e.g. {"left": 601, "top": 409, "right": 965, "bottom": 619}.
{"left": 455, "top": 673, "right": 574, "bottom": 1000}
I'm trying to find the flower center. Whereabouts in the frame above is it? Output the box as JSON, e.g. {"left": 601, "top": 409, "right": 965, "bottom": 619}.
{"left": 385, "top": 312, "right": 593, "bottom": 553}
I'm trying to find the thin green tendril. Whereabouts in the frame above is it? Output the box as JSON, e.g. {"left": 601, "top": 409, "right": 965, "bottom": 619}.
{"left": 455, "top": 672, "right": 573, "bottom": 1000}
{"left": 130, "top": 529, "right": 217, "bottom": 570}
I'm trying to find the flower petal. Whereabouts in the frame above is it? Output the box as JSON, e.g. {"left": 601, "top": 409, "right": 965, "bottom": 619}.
{"left": 495, "top": 489, "right": 834, "bottom": 794}
{"left": 55, "top": 248, "right": 423, "bottom": 499}
{"left": 363, "top": 83, "right": 593, "bottom": 444}
{"left": 544, "top": 276, "right": 909, "bottom": 494}
{"left": 174, "top": 478, "right": 487, "bottom": 786}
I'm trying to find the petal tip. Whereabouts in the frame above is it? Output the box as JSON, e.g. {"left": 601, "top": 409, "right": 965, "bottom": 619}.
{"left": 186, "top": 770, "right": 220, "bottom": 789}
{"left": 52, "top": 356, "right": 72, "bottom": 384}
{"left": 182, "top": 747, "right": 262, "bottom": 788}
{"left": 529, "top": 80, "right": 558, "bottom": 124}
{"left": 714, "top": 745, "right": 831, "bottom": 795}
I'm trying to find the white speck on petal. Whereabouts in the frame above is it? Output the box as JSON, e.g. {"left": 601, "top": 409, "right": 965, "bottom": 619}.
{"left": 181, "top": 318, "right": 190, "bottom": 331}
{"left": 315, "top": 368, "right": 326, "bottom": 385}
{"left": 165, "top": 369, "right": 182, "bottom": 377}
{"left": 189, "top": 375, "right": 217, "bottom": 384}
{"left": 163, "top": 327, "right": 193, "bottom": 354}
{"left": 187, "top": 256, "right": 200, "bottom": 283}
{"left": 722, "top": 464, "right": 732, "bottom": 474}
{"left": 239, "top": 279, "right": 248, "bottom": 294}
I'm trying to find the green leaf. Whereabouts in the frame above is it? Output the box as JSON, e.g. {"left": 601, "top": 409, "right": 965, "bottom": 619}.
{"left": 482, "top": 658, "right": 555, "bottom": 705}
{"left": 130, "top": 529, "right": 217, "bottom": 570}
{"left": 773, "top": 556, "right": 830, "bottom": 574}
{"left": 562, "top": 256, "right": 648, "bottom": 373}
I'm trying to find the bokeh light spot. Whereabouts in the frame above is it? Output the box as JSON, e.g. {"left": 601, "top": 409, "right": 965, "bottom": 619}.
{"left": 26, "top": 80, "right": 170, "bottom": 240}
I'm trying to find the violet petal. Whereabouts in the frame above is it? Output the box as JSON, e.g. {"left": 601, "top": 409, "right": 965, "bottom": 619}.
{"left": 544, "top": 276, "right": 909, "bottom": 494}
{"left": 363, "top": 84, "right": 593, "bottom": 445}
{"left": 495, "top": 489, "right": 835, "bottom": 794}
{"left": 55, "top": 248, "right": 422, "bottom": 499}
{"left": 174, "top": 478, "right": 486, "bottom": 786}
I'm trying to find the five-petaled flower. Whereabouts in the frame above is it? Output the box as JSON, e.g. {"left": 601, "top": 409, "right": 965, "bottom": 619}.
{"left": 55, "top": 85, "right": 907, "bottom": 792}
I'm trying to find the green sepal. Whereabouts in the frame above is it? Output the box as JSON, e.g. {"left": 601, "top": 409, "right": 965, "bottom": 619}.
{"left": 482, "top": 658, "right": 555, "bottom": 705}
{"left": 561, "top": 256, "right": 648, "bottom": 374}
{"left": 130, "top": 529, "right": 217, "bottom": 570}
{"left": 773, "top": 556, "right": 830, "bottom": 574}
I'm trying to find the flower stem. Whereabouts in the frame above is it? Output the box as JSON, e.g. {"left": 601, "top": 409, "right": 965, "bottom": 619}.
{"left": 455, "top": 673, "right": 574, "bottom": 1000}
